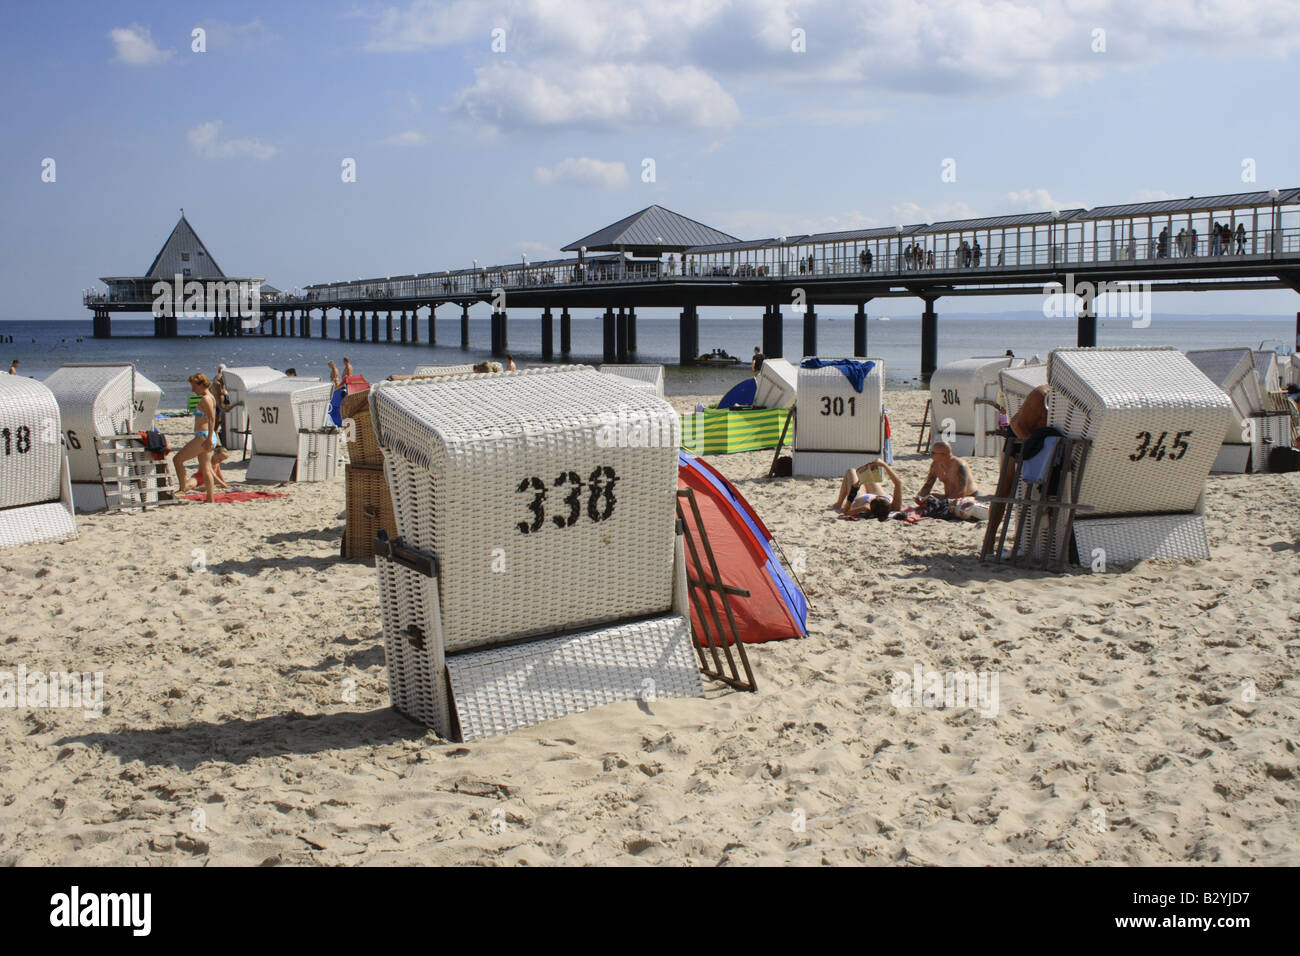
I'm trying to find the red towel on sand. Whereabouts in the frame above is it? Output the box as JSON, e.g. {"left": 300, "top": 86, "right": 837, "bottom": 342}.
{"left": 183, "top": 491, "right": 288, "bottom": 503}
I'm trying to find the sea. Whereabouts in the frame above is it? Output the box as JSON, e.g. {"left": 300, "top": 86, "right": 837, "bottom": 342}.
{"left": 2, "top": 312, "right": 1294, "bottom": 403}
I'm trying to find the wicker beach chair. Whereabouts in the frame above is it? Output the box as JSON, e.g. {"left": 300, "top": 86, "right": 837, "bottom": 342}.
{"left": 1184, "top": 348, "right": 1262, "bottom": 473}
{"left": 133, "top": 371, "right": 163, "bottom": 429}
{"left": 598, "top": 364, "right": 666, "bottom": 398}
{"left": 42, "top": 364, "right": 135, "bottom": 512}
{"left": 930, "top": 356, "right": 1022, "bottom": 457}
{"left": 998, "top": 363, "right": 1047, "bottom": 421}
{"left": 0, "top": 376, "right": 77, "bottom": 548}
{"left": 221, "top": 366, "right": 286, "bottom": 456}
{"left": 1031, "top": 347, "right": 1234, "bottom": 565}
{"left": 410, "top": 364, "right": 477, "bottom": 378}
{"left": 368, "top": 366, "right": 700, "bottom": 740}
{"left": 244, "top": 378, "right": 336, "bottom": 482}
{"left": 753, "top": 358, "right": 797, "bottom": 409}
{"left": 791, "top": 359, "right": 885, "bottom": 477}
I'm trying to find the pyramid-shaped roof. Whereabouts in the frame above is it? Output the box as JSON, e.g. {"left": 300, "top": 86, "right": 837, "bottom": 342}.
{"left": 144, "top": 213, "right": 226, "bottom": 279}
{"left": 562, "top": 205, "right": 738, "bottom": 255}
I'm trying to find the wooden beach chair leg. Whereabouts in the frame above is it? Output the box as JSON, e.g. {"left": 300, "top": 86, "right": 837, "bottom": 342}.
{"left": 768, "top": 406, "right": 795, "bottom": 477}
{"left": 916, "top": 398, "right": 932, "bottom": 453}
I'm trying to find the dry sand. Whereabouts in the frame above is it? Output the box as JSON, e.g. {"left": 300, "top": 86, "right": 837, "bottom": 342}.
{"left": 1, "top": 388, "right": 1297, "bottom": 866}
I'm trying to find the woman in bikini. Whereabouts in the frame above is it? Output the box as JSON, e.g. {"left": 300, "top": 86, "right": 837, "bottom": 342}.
{"left": 831, "top": 460, "right": 905, "bottom": 520}
{"left": 173, "top": 372, "right": 217, "bottom": 502}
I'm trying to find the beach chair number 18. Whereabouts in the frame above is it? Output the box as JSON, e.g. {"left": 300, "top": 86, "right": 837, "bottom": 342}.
{"left": 820, "top": 396, "right": 857, "bottom": 416}
{"left": 1129, "top": 430, "right": 1191, "bottom": 462}
{"left": 0, "top": 426, "right": 33, "bottom": 455}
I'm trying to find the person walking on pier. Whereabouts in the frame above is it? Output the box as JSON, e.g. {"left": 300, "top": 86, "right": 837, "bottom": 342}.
{"left": 1235, "top": 222, "right": 1247, "bottom": 254}
{"left": 973, "top": 239, "right": 982, "bottom": 268}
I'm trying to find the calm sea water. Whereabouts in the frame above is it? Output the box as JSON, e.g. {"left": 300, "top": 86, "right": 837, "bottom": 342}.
{"left": 1, "top": 312, "right": 1294, "bottom": 404}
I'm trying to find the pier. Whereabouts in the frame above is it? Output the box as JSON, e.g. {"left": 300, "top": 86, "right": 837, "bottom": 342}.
{"left": 86, "top": 189, "right": 1300, "bottom": 379}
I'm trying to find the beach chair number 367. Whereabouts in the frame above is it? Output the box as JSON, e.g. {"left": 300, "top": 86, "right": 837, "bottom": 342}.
{"left": 516, "top": 466, "right": 619, "bottom": 534}
{"left": 1129, "top": 430, "right": 1191, "bottom": 462}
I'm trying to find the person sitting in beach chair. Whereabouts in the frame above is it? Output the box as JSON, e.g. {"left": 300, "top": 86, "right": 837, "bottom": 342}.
{"left": 831, "top": 460, "right": 905, "bottom": 520}
{"left": 917, "top": 440, "right": 978, "bottom": 506}
{"left": 1010, "top": 384, "right": 1050, "bottom": 438}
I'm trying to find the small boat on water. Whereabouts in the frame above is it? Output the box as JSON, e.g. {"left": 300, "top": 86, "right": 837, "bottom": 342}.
{"left": 695, "top": 348, "right": 742, "bottom": 367}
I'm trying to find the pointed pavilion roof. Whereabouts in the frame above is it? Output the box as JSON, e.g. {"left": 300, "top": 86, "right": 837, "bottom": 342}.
{"left": 144, "top": 212, "right": 226, "bottom": 279}
{"left": 562, "top": 205, "right": 739, "bottom": 255}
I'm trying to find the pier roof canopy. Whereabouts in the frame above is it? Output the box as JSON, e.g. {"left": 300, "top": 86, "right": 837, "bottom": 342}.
{"left": 562, "top": 205, "right": 739, "bottom": 255}
{"left": 1078, "top": 187, "right": 1300, "bottom": 221}
{"left": 145, "top": 213, "right": 226, "bottom": 279}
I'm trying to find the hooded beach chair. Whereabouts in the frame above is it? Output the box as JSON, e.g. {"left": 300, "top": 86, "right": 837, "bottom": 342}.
{"left": 244, "top": 378, "right": 337, "bottom": 482}
{"left": 0, "top": 376, "right": 76, "bottom": 548}
{"left": 598, "top": 364, "right": 666, "bottom": 397}
{"left": 791, "top": 358, "right": 885, "bottom": 477}
{"left": 931, "top": 355, "right": 1024, "bottom": 457}
{"left": 42, "top": 364, "right": 136, "bottom": 512}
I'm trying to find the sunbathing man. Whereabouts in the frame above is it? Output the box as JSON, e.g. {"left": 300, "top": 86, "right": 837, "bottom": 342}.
{"left": 832, "top": 460, "right": 905, "bottom": 520}
{"left": 1010, "top": 384, "right": 1049, "bottom": 438}
{"left": 917, "top": 440, "right": 978, "bottom": 506}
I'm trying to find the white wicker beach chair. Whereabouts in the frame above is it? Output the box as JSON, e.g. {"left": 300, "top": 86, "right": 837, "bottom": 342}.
{"left": 1033, "top": 347, "right": 1234, "bottom": 565}
{"left": 754, "top": 358, "right": 797, "bottom": 409}
{"left": 598, "top": 364, "right": 666, "bottom": 398}
{"left": 244, "top": 378, "right": 335, "bottom": 481}
{"left": 792, "top": 359, "right": 885, "bottom": 477}
{"left": 931, "top": 356, "right": 1023, "bottom": 457}
{"left": 368, "top": 366, "right": 700, "bottom": 740}
{"left": 411, "top": 364, "right": 477, "bottom": 377}
{"left": 999, "top": 363, "right": 1047, "bottom": 421}
{"left": 133, "top": 372, "right": 163, "bottom": 429}
{"left": 0, "top": 376, "right": 76, "bottom": 549}
{"left": 1184, "top": 348, "right": 1262, "bottom": 473}
{"left": 221, "top": 366, "right": 286, "bottom": 454}
{"left": 43, "top": 364, "right": 135, "bottom": 513}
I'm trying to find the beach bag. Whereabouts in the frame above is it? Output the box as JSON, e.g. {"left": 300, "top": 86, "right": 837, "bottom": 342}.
{"left": 1267, "top": 446, "right": 1300, "bottom": 473}
{"left": 773, "top": 455, "right": 793, "bottom": 476}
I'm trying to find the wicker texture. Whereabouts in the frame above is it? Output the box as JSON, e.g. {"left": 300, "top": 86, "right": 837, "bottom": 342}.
{"left": 369, "top": 367, "right": 679, "bottom": 652}
{"left": 43, "top": 365, "right": 134, "bottom": 483}
{"left": 793, "top": 359, "right": 884, "bottom": 457}
{"left": 1047, "top": 348, "right": 1233, "bottom": 517}
{"left": 599, "top": 364, "right": 665, "bottom": 397}
{"left": 0, "top": 500, "right": 77, "bottom": 550}
{"left": 0, "top": 376, "right": 64, "bottom": 511}
{"left": 446, "top": 613, "right": 700, "bottom": 742}
{"left": 133, "top": 371, "right": 163, "bottom": 429}
{"left": 222, "top": 367, "right": 286, "bottom": 452}
{"left": 411, "top": 364, "right": 476, "bottom": 377}
{"left": 1071, "top": 514, "right": 1210, "bottom": 565}
{"left": 296, "top": 430, "right": 340, "bottom": 482}
{"left": 754, "top": 358, "right": 797, "bottom": 409}
{"left": 246, "top": 379, "right": 334, "bottom": 457}
{"left": 930, "top": 356, "right": 1019, "bottom": 456}
{"left": 375, "top": 550, "right": 452, "bottom": 737}
{"left": 999, "top": 363, "right": 1048, "bottom": 420}
{"left": 339, "top": 390, "right": 382, "bottom": 466}
{"left": 1185, "top": 349, "right": 1262, "bottom": 442}
{"left": 342, "top": 465, "right": 396, "bottom": 559}
{"left": 1251, "top": 412, "right": 1294, "bottom": 473}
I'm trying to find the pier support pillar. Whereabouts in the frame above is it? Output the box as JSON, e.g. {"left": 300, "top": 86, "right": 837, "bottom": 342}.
{"left": 369, "top": 311, "right": 377, "bottom": 343}
{"left": 921, "top": 299, "right": 939, "bottom": 383}
{"left": 386, "top": 311, "right": 393, "bottom": 342}
{"left": 400, "top": 311, "right": 408, "bottom": 344}
{"left": 627, "top": 309, "right": 637, "bottom": 353}
{"left": 1076, "top": 295, "right": 1097, "bottom": 348}
{"left": 303, "top": 310, "right": 311, "bottom": 338}
{"left": 236, "top": 309, "right": 243, "bottom": 336}
{"left": 427, "top": 305, "right": 437, "bottom": 346}
{"left": 803, "top": 305, "right": 817, "bottom": 358}
{"left": 94, "top": 311, "right": 111, "bottom": 338}
{"left": 541, "top": 308, "right": 554, "bottom": 361}
{"left": 289, "top": 310, "right": 296, "bottom": 337}
{"left": 602, "top": 308, "right": 617, "bottom": 363}
{"left": 166, "top": 315, "right": 178, "bottom": 337}
{"left": 410, "top": 309, "right": 420, "bottom": 344}
{"left": 763, "top": 305, "right": 783, "bottom": 359}
{"left": 490, "top": 311, "right": 508, "bottom": 357}
{"left": 854, "top": 301, "right": 869, "bottom": 357}
{"left": 349, "top": 310, "right": 358, "bottom": 342}
{"left": 616, "top": 308, "right": 629, "bottom": 363}
{"left": 680, "top": 305, "right": 699, "bottom": 365}
{"left": 460, "top": 304, "right": 470, "bottom": 350}
{"left": 560, "top": 308, "right": 571, "bottom": 355}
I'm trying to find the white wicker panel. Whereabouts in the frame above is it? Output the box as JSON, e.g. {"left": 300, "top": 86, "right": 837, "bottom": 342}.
{"left": 1252, "top": 351, "right": 1281, "bottom": 393}
{"left": 0, "top": 376, "right": 64, "bottom": 510}
{"left": 244, "top": 454, "right": 296, "bottom": 483}
{"left": 446, "top": 612, "right": 701, "bottom": 742}
{"left": 246, "top": 380, "right": 334, "bottom": 457}
{"left": 133, "top": 372, "right": 163, "bottom": 429}
{"left": 1047, "top": 348, "right": 1233, "bottom": 517}
{"left": 412, "top": 364, "right": 476, "bottom": 377}
{"left": 1185, "top": 348, "right": 1262, "bottom": 442}
{"left": 375, "top": 552, "right": 453, "bottom": 738}
{"left": 296, "top": 431, "right": 340, "bottom": 482}
{"left": 930, "top": 356, "right": 1019, "bottom": 457}
{"left": 1210, "top": 443, "right": 1250, "bottom": 474}
{"left": 0, "top": 500, "right": 77, "bottom": 550}
{"left": 1251, "top": 411, "right": 1294, "bottom": 473}
{"left": 1071, "top": 514, "right": 1210, "bottom": 565}
{"left": 754, "top": 358, "right": 797, "bottom": 409}
{"left": 222, "top": 367, "right": 287, "bottom": 451}
{"left": 791, "top": 450, "right": 879, "bottom": 479}
{"left": 999, "top": 364, "right": 1048, "bottom": 420}
{"left": 599, "top": 365, "right": 665, "bottom": 398}
{"left": 370, "top": 368, "right": 679, "bottom": 653}
{"left": 43, "top": 365, "right": 134, "bottom": 483}
{"left": 793, "top": 360, "right": 883, "bottom": 463}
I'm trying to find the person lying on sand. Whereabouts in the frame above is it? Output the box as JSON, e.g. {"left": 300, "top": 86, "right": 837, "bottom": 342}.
{"left": 917, "top": 440, "right": 978, "bottom": 508}
{"left": 1011, "top": 384, "right": 1050, "bottom": 438}
{"left": 832, "top": 460, "right": 904, "bottom": 520}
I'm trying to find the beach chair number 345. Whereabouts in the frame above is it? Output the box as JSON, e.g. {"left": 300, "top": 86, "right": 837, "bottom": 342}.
{"left": 515, "top": 466, "right": 619, "bottom": 534}
{"left": 1129, "top": 430, "right": 1191, "bottom": 462}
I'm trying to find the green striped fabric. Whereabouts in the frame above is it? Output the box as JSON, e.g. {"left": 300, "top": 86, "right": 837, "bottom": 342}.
{"left": 681, "top": 407, "right": 790, "bottom": 454}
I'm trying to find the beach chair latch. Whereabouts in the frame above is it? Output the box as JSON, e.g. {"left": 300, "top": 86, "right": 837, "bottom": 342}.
{"left": 373, "top": 530, "right": 438, "bottom": 578}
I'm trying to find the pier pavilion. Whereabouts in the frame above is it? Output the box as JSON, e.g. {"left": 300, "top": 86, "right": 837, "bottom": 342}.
{"left": 86, "top": 190, "right": 1300, "bottom": 378}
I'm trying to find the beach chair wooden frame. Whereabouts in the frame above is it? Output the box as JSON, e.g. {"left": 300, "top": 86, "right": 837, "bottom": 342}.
{"left": 980, "top": 435, "right": 1093, "bottom": 572}
{"left": 94, "top": 433, "right": 175, "bottom": 511}
{"left": 767, "top": 406, "right": 796, "bottom": 476}
{"left": 915, "top": 398, "right": 932, "bottom": 453}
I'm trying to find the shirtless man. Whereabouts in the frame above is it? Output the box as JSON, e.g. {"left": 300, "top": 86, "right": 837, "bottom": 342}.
{"left": 1010, "top": 384, "right": 1049, "bottom": 438}
{"left": 916, "top": 441, "right": 978, "bottom": 504}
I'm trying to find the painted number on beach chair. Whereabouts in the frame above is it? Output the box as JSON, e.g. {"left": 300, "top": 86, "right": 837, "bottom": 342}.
{"left": 819, "top": 396, "right": 857, "bottom": 417}
{"left": 0, "top": 426, "right": 32, "bottom": 455}
{"left": 515, "top": 466, "right": 619, "bottom": 534}
{"left": 1129, "top": 430, "right": 1191, "bottom": 462}
{"left": 62, "top": 429, "right": 80, "bottom": 450}
{"left": 259, "top": 406, "right": 280, "bottom": 424}
{"left": 940, "top": 389, "right": 960, "bottom": 406}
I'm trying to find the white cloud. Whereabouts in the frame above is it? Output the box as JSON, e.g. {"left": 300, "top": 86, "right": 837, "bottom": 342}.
{"left": 109, "top": 24, "right": 173, "bottom": 65}
{"left": 187, "top": 121, "right": 279, "bottom": 160}
{"left": 534, "top": 157, "right": 629, "bottom": 189}
{"left": 381, "top": 130, "right": 430, "bottom": 146}
{"left": 1134, "top": 189, "right": 1179, "bottom": 202}
{"left": 1002, "top": 188, "right": 1089, "bottom": 214}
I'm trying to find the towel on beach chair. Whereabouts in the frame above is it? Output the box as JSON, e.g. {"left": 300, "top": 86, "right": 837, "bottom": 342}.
{"left": 800, "top": 358, "right": 876, "bottom": 393}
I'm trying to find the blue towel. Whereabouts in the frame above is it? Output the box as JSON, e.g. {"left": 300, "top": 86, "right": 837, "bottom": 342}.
{"left": 800, "top": 358, "right": 875, "bottom": 393}
{"left": 1021, "top": 436, "right": 1060, "bottom": 485}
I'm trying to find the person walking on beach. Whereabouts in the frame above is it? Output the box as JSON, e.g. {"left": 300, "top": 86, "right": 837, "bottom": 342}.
{"left": 752, "top": 347, "right": 764, "bottom": 374}
{"left": 174, "top": 373, "right": 217, "bottom": 503}
{"left": 328, "top": 361, "right": 341, "bottom": 390}
{"left": 7, "top": 360, "right": 16, "bottom": 375}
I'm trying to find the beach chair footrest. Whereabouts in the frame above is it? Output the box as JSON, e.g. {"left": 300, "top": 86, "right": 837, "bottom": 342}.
{"left": 1071, "top": 513, "right": 1210, "bottom": 566}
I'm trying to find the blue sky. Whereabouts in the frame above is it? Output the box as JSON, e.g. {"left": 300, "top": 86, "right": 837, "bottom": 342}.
{"left": 2, "top": 0, "right": 1298, "bottom": 319}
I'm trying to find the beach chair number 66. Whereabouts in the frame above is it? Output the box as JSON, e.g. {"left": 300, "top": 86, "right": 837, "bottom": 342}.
{"left": 515, "top": 466, "right": 619, "bottom": 534}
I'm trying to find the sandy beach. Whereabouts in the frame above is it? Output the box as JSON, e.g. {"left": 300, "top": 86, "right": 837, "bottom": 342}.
{"left": 1, "top": 386, "right": 1297, "bottom": 866}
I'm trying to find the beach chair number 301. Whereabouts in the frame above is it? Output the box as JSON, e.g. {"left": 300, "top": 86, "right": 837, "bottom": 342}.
{"left": 515, "top": 466, "right": 619, "bottom": 534}
{"left": 819, "top": 396, "right": 857, "bottom": 416}
{"left": 1129, "top": 430, "right": 1191, "bottom": 462}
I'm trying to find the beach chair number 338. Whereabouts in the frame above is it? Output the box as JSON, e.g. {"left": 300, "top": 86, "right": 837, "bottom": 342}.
{"left": 1129, "top": 429, "right": 1192, "bottom": 462}
{"left": 515, "top": 466, "right": 619, "bottom": 534}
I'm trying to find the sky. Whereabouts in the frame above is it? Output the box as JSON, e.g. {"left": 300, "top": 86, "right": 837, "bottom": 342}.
{"left": 2, "top": 0, "right": 1299, "bottom": 320}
